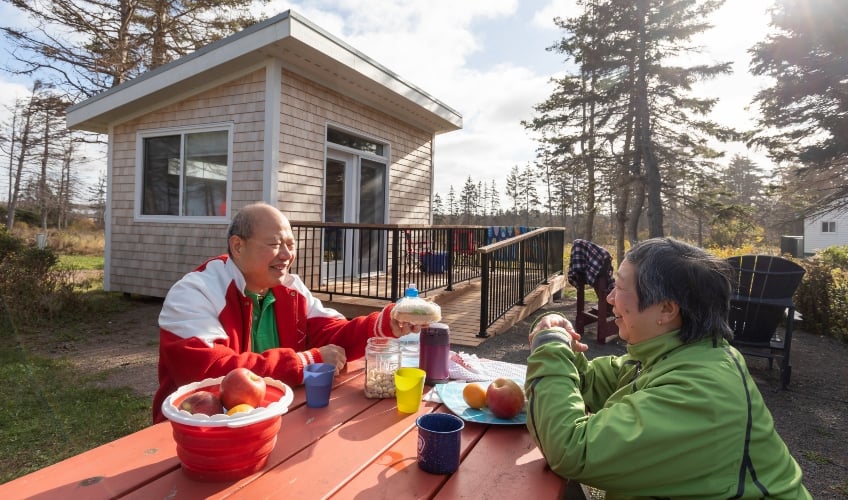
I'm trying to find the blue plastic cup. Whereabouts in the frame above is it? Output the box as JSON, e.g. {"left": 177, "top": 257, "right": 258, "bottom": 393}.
{"left": 416, "top": 413, "right": 465, "bottom": 474}
{"left": 303, "top": 363, "right": 335, "bottom": 408}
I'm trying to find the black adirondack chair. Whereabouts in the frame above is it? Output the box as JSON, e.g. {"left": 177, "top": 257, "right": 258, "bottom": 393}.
{"left": 568, "top": 240, "right": 619, "bottom": 344}
{"left": 726, "top": 255, "right": 805, "bottom": 389}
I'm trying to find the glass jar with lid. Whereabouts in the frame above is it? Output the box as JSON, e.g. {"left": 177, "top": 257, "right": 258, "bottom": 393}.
{"left": 364, "top": 337, "right": 401, "bottom": 398}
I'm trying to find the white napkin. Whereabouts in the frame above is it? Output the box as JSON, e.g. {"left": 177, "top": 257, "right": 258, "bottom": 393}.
{"left": 448, "top": 351, "right": 527, "bottom": 383}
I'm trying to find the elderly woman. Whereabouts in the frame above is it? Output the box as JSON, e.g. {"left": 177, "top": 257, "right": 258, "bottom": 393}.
{"left": 525, "top": 238, "right": 810, "bottom": 499}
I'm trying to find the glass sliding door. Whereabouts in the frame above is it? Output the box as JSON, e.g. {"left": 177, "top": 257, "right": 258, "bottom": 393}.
{"left": 323, "top": 157, "right": 348, "bottom": 279}
{"left": 323, "top": 150, "right": 387, "bottom": 280}
{"left": 358, "top": 158, "right": 387, "bottom": 275}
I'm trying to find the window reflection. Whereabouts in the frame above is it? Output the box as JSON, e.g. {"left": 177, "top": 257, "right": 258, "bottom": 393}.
{"left": 142, "top": 129, "right": 228, "bottom": 217}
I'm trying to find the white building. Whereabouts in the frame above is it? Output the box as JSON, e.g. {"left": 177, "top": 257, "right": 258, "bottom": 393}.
{"left": 804, "top": 205, "right": 848, "bottom": 255}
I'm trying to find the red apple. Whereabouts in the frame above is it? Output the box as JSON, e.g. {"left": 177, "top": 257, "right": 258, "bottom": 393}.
{"left": 220, "top": 368, "right": 266, "bottom": 409}
{"left": 486, "top": 378, "right": 525, "bottom": 419}
{"left": 179, "top": 390, "right": 223, "bottom": 416}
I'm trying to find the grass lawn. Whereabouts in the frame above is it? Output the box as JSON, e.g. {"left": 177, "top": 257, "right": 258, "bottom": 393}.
{"left": 57, "top": 254, "right": 104, "bottom": 270}
{"left": 0, "top": 306, "right": 150, "bottom": 484}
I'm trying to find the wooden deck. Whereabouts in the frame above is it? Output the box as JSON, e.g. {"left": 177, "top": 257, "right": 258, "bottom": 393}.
{"left": 321, "top": 275, "right": 566, "bottom": 347}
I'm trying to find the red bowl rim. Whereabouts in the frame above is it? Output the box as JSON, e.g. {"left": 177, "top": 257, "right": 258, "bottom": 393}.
{"left": 162, "top": 376, "right": 294, "bottom": 428}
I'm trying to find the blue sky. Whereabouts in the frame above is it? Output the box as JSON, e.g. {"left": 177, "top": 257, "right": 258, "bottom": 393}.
{"left": 0, "top": 0, "right": 773, "bottom": 205}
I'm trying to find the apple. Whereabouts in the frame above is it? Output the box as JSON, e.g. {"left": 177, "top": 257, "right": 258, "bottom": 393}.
{"left": 220, "top": 367, "right": 266, "bottom": 409}
{"left": 486, "top": 378, "right": 525, "bottom": 419}
{"left": 179, "top": 390, "right": 223, "bottom": 416}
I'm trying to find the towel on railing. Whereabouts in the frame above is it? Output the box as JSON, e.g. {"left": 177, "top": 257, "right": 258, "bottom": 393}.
{"left": 567, "top": 239, "right": 615, "bottom": 292}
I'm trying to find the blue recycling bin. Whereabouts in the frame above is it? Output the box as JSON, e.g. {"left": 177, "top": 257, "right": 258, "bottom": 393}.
{"left": 420, "top": 252, "right": 446, "bottom": 273}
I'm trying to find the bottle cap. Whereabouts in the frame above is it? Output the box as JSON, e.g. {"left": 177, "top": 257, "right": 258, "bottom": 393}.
{"left": 404, "top": 284, "right": 419, "bottom": 297}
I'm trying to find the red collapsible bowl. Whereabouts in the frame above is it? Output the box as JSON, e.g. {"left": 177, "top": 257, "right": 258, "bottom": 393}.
{"left": 162, "top": 377, "right": 294, "bottom": 482}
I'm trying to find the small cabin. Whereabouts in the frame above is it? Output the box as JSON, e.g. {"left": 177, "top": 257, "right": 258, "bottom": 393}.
{"left": 66, "top": 10, "right": 461, "bottom": 297}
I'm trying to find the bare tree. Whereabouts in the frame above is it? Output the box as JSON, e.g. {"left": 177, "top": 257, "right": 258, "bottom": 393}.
{"left": 31, "top": 90, "right": 70, "bottom": 230}
{"left": 5, "top": 82, "right": 42, "bottom": 229}
{"left": 2, "top": 0, "right": 270, "bottom": 98}
{"left": 87, "top": 170, "right": 107, "bottom": 227}
{"left": 1, "top": 101, "right": 20, "bottom": 204}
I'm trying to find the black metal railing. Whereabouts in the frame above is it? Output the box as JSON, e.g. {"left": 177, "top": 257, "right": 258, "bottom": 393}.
{"left": 288, "top": 223, "right": 490, "bottom": 301}
{"left": 477, "top": 228, "right": 565, "bottom": 337}
{"left": 288, "top": 222, "right": 565, "bottom": 334}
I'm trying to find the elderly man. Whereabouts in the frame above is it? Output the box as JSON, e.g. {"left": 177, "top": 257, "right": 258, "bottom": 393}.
{"left": 152, "top": 202, "right": 415, "bottom": 423}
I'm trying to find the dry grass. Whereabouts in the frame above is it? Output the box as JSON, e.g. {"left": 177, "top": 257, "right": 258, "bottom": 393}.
{"left": 8, "top": 221, "right": 104, "bottom": 256}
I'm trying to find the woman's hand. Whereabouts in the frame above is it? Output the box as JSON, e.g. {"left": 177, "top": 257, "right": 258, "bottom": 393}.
{"left": 529, "top": 313, "right": 589, "bottom": 353}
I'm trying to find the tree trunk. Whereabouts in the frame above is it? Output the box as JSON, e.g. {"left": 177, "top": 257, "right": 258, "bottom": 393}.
{"left": 6, "top": 89, "right": 38, "bottom": 229}
{"left": 635, "top": 0, "right": 664, "bottom": 238}
{"left": 6, "top": 107, "right": 18, "bottom": 206}
{"left": 40, "top": 111, "right": 51, "bottom": 231}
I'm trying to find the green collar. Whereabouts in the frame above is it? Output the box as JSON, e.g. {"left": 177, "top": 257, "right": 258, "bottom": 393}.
{"left": 625, "top": 330, "right": 685, "bottom": 367}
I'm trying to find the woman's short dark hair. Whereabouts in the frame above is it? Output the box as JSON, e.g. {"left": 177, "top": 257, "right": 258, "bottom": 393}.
{"left": 625, "top": 237, "right": 733, "bottom": 343}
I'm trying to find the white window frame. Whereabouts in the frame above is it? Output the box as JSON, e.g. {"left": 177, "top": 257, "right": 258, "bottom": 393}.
{"left": 821, "top": 221, "right": 837, "bottom": 233}
{"left": 322, "top": 123, "right": 391, "bottom": 223}
{"left": 134, "top": 122, "right": 233, "bottom": 223}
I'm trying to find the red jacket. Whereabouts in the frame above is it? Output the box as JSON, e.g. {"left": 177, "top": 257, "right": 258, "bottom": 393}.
{"left": 152, "top": 255, "right": 396, "bottom": 423}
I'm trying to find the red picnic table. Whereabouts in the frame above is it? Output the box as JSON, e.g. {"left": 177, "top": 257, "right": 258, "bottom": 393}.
{"left": 0, "top": 359, "right": 568, "bottom": 499}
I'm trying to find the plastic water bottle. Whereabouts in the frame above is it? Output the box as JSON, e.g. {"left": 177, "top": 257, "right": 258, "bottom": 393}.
{"left": 397, "top": 284, "right": 421, "bottom": 367}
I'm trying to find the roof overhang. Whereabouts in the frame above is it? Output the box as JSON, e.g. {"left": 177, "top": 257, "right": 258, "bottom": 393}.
{"left": 66, "top": 10, "right": 462, "bottom": 135}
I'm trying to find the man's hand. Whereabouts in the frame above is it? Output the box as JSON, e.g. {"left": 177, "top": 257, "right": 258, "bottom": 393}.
{"left": 529, "top": 313, "right": 588, "bottom": 353}
{"left": 390, "top": 318, "right": 423, "bottom": 337}
{"left": 317, "top": 344, "right": 347, "bottom": 375}
{"left": 385, "top": 304, "right": 425, "bottom": 337}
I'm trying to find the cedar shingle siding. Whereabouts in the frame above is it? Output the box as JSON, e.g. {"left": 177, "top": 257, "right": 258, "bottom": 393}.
{"left": 109, "top": 67, "right": 435, "bottom": 297}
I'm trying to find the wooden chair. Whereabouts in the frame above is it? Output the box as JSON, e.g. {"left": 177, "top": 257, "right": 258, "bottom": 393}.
{"left": 403, "top": 229, "right": 431, "bottom": 271}
{"left": 726, "top": 255, "right": 806, "bottom": 389}
{"left": 568, "top": 239, "right": 619, "bottom": 344}
{"left": 452, "top": 228, "right": 477, "bottom": 266}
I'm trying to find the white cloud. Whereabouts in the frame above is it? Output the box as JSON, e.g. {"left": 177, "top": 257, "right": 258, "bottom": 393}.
{"left": 533, "top": 0, "right": 582, "bottom": 27}
{"left": 0, "top": 80, "right": 29, "bottom": 109}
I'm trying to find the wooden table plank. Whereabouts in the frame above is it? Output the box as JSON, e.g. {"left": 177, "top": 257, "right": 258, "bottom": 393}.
{"left": 230, "top": 397, "right": 440, "bottom": 498}
{"left": 0, "top": 423, "right": 179, "bottom": 500}
{"left": 330, "top": 407, "right": 487, "bottom": 499}
{"left": 436, "top": 424, "right": 567, "bottom": 498}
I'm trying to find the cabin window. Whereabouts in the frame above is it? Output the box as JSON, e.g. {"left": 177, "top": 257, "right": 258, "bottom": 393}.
{"left": 821, "top": 221, "right": 836, "bottom": 233}
{"left": 137, "top": 124, "right": 231, "bottom": 220}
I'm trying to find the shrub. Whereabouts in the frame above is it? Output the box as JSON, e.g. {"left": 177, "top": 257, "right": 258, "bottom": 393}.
{"left": 795, "top": 245, "right": 848, "bottom": 342}
{"left": 0, "top": 227, "right": 84, "bottom": 325}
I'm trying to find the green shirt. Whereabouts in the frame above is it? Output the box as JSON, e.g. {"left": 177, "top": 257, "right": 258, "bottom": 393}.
{"left": 246, "top": 290, "right": 279, "bottom": 353}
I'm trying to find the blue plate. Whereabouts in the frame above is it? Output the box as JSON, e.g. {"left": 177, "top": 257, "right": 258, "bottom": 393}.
{"left": 435, "top": 381, "right": 526, "bottom": 425}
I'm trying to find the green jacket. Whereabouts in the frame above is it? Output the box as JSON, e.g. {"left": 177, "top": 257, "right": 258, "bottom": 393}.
{"left": 525, "top": 329, "right": 810, "bottom": 499}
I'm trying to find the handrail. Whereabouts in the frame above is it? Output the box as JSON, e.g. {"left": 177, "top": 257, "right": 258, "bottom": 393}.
{"left": 477, "top": 227, "right": 565, "bottom": 337}
{"left": 476, "top": 227, "right": 563, "bottom": 253}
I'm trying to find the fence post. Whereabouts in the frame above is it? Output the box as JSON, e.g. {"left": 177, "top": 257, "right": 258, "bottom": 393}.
{"left": 391, "top": 228, "right": 401, "bottom": 301}
{"left": 446, "top": 228, "right": 455, "bottom": 291}
{"left": 477, "top": 252, "right": 490, "bottom": 338}
{"left": 518, "top": 240, "right": 526, "bottom": 306}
